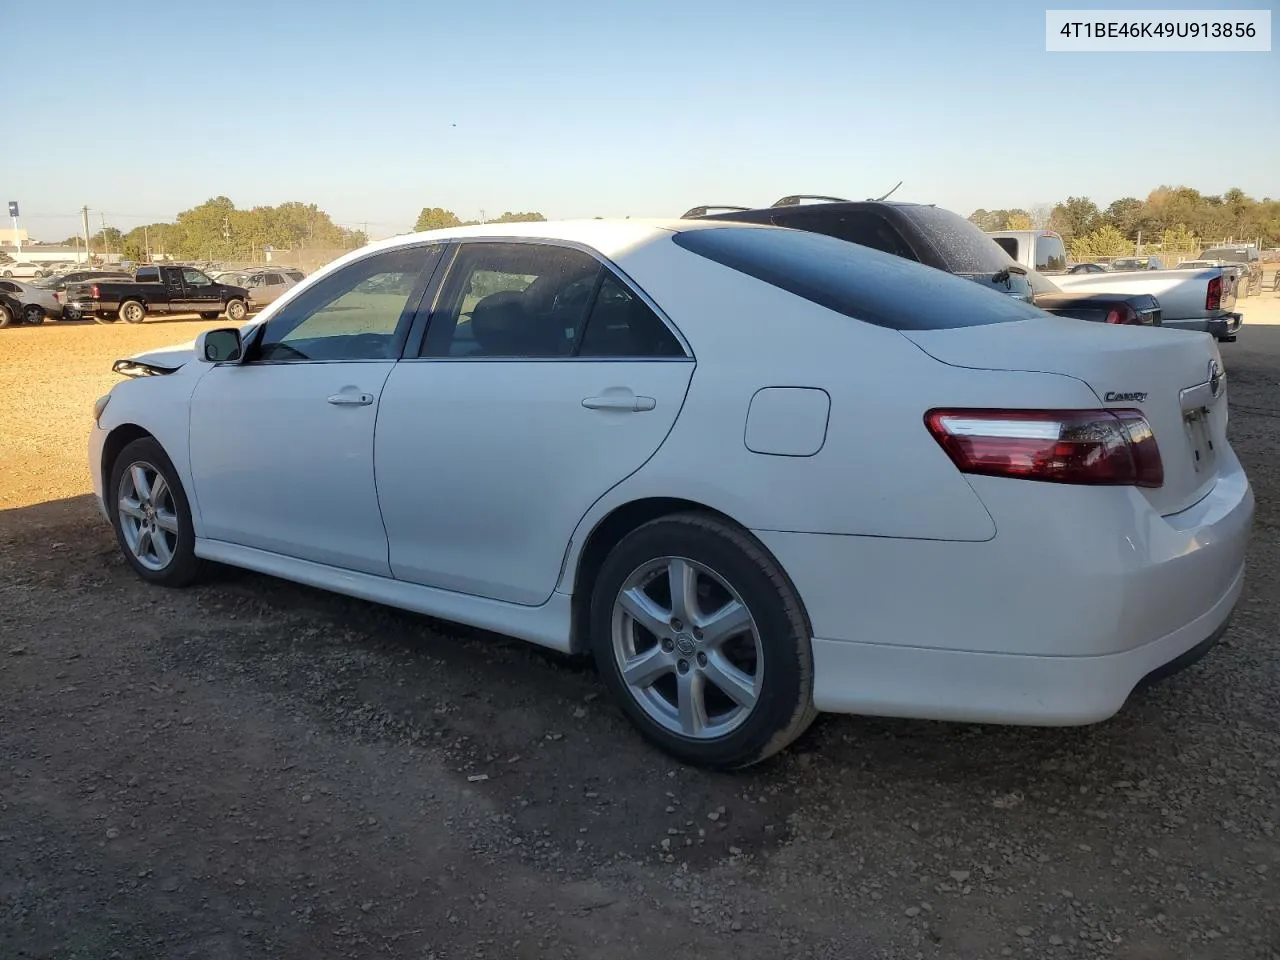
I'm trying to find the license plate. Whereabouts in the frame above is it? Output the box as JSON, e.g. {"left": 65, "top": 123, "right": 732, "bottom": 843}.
{"left": 1184, "top": 407, "right": 1215, "bottom": 472}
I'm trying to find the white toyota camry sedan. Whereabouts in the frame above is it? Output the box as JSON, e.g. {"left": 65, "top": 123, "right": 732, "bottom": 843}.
{"left": 89, "top": 219, "right": 1254, "bottom": 768}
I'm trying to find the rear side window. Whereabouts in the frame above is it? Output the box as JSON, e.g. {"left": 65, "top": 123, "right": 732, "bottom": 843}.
{"left": 672, "top": 227, "right": 1046, "bottom": 331}
{"left": 991, "top": 237, "right": 1018, "bottom": 259}
{"left": 1035, "top": 235, "right": 1068, "bottom": 273}
{"left": 774, "top": 211, "right": 917, "bottom": 261}
{"left": 136, "top": 267, "right": 159, "bottom": 282}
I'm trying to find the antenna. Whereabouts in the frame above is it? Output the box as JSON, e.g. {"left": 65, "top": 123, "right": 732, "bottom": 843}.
{"left": 871, "top": 181, "right": 903, "bottom": 202}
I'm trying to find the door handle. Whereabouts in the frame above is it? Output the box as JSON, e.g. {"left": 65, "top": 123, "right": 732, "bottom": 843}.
{"left": 582, "top": 395, "right": 656, "bottom": 412}
{"left": 327, "top": 392, "right": 374, "bottom": 406}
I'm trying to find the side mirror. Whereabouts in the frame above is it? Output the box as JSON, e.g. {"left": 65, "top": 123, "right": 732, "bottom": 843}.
{"left": 196, "top": 328, "right": 244, "bottom": 364}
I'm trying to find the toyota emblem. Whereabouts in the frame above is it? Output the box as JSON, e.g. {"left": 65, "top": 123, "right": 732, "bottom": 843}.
{"left": 1208, "top": 359, "right": 1222, "bottom": 398}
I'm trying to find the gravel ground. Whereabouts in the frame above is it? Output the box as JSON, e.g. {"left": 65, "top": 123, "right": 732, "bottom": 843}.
{"left": 2, "top": 303, "right": 1278, "bottom": 959}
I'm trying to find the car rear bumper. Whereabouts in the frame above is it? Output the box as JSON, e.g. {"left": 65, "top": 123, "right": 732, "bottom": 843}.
{"left": 755, "top": 452, "right": 1254, "bottom": 725}
{"left": 1207, "top": 312, "right": 1242, "bottom": 340}
{"left": 806, "top": 565, "right": 1242, "bottom": 724}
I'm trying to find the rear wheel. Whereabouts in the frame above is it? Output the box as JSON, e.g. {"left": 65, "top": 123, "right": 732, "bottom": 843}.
{"left": 108, "top": 437, "right": 204, "bottom": 587}
{"left": 22, "top": 305, "right": 44, "bottom": 325}
{"left": 590, "top": 513, "right": 816, "bottom": 769}
{"left": 63, "top": 305, "right": 82, "bottom": 321}
{"left": 225, "top": 299, "right": 247, "bottom": 323}
{"left": 119, "top": 300, "right": 146, "bottom": 324}
{"left": 0, "top": 303, "right": 13, "bottom": 328}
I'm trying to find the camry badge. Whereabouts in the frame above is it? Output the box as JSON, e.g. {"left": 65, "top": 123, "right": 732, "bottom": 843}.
{"left": 1103, "top": 391, "right": 1147, "bottom": 403}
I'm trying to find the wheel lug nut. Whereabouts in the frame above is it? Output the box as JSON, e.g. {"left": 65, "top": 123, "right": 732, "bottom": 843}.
{"left": 670, "top": 618, "right": 682, "bottom": 630}
{"left": 661, "top": 639, "right": 674, "bottom": 653}
{"left": 677, "top": 659, "right": 689, "bottom": 674}
{"left": 693, "top": 628, "right": 703, "bottom": 640}
{"left": 696, "top": 652, "right": 707, "bottom": 667}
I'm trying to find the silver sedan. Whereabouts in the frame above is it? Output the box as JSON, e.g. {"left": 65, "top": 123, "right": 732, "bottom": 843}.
{"left": 0, "top": 278, "right": 62, "bottom": 322}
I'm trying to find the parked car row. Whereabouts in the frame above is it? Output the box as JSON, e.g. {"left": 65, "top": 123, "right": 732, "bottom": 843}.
{"left": 0, "top": 261, "right": 307, "bottom": 327}
{"left": 91, "top": 213, "right": 1254, "bottom": 768}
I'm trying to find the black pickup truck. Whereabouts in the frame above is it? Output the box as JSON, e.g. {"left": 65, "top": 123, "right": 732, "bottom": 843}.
{"left": 687, "top": 197, "right": 1162, "bottom": 327}
{"left": 65, "top": 264, "right": 250, "bottom": 325}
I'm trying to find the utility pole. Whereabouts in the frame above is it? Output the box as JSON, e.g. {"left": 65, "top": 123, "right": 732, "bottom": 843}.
{"left": 100, "top": 212, "right": 110, "bottom": 256}
{"left": 81, "top": 206, "right": 91, "bottom": 263}
{"left": 143, "top": 225, "right": 150, "bottom": 261}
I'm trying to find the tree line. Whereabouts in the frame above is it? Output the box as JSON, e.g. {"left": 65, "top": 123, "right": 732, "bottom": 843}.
{"left": 59, "top": 197, "right": 368, "bottom": 262}
{"left": 413, "top": 208, "right": 546, "bottom": 231}
{"left": 968, "top": 186, "right": 1278, "bottom": 261}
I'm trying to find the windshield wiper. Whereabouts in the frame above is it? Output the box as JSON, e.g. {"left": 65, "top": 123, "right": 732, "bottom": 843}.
{"left": 990, "top": 264, "right": 1027, "bottom": 285}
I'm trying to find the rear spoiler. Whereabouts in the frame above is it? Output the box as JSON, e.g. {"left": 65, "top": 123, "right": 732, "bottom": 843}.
{"left": 112, "top": 358, "right": 180, "bottom": 378}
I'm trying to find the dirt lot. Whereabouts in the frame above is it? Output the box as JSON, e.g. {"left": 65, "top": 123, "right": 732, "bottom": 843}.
{"left": 2, "top": 299, "right": 1278, "bottom": 960}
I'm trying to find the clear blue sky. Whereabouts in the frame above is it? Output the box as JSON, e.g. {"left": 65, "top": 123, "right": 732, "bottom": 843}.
{"left": 5, "top": 0, "right": 1276, "bottom": 240}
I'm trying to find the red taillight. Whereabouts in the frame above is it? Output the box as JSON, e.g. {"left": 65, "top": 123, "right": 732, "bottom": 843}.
{"left": 90, "top": 284, "right": 100, "bottom": 298}
{"left": 1105, "top": 305, "right": 1136, "bottom": 325}
{"left": 53, "top": 292, "right": 61, "bottom": 302}
{"left": 925, "top": 409, "right": 1163, "bottom": 488}
{"left": 1206, "top": 276, "right": 1222, "bottom": 311}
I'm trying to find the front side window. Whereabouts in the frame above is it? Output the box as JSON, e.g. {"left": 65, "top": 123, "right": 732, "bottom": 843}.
{"left": 183, "top": 269, "right": 212, "bottom": 286}
{"left": 266, "top": 273, "right": 284, "bottom": 285}
{"left": 254, "top": 245, "right": 439, "bottom": 362}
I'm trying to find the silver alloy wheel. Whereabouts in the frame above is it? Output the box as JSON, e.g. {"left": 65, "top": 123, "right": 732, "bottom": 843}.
{"left": 227, "top": 300, "right": 246, "bottom": 321}
{"left": 23, "top": 305, "right": 43, "bottom": 325}
{"left": 116, "top": 461, "right": 180, "bottom": 571}
{"left": 122, "top": 302, "right": 144, "bottom": 323}
{"left": 611, "top": 556, "right": 764, "bottom": 739}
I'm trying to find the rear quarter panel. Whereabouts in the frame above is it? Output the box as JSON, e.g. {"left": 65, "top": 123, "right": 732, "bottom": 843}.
{"left": 559, "top": 237, "right": 1101, "bottom": 587}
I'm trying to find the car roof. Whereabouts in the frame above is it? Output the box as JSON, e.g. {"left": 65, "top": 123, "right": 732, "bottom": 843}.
{"left": 363, "top": 218, "right": 766, "bottom": 259}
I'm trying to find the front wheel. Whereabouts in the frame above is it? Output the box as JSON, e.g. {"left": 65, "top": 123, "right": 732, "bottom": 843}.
{"left": 224, "top": 299, "right": 247, "bottom": 323}
{"left": 119, "top": 300, "right": 146, "bottom": 324}
{"left": 0, "top": 303, "right": 13, "bottom": 328}
{"left": 22, "top": 305, "right": 44, "bottom": 325}
{"left": 590, "top": 513, "right": 817, "bottom": 769}
{"left": 108, "top": 437, "right": 204, "bottom": 587}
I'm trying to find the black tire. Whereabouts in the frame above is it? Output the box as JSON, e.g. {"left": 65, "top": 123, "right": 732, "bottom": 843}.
{"left": 589, "top": 512, "right": 817, "bottom": 769}
{"left": 1, "top": 270, "right": 12, "bottom": 278}
{"left": 107, "top": 437, "right": 204, "bottom": 587}
{"left": 0, "top": 303, "right": 12, "bottom": 328}
{"left": 119, "top": 300, "right": 146, "bottom": 324}
{"left": 33, "top": 270, "right": 45, "bottom": 279}
{"left": 22, "top": 304, "right": 44, "bottom": 325}
{"left": 63, "top": 305, "right": 82, "bottom": 321}
{"left": 225, "top": 298, "right": 247, "bottom": 323}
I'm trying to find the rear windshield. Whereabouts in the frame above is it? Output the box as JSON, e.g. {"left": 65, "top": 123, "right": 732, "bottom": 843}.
{"left": 1200, "top": 248, "right": 1253, "bottom": 263}
{"left": 893, "top": 206, "right": 1017, "bottom": 274}
{"left": 672, "top": 227, "right": 1045, "bottom": 331}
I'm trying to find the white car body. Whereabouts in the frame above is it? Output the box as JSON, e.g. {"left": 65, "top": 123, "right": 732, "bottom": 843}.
{"left": 1, "top": 261, "right": 50, "bottom": 279}
{"left": 89, "top": 219, "right": 1254, "bottom": 764}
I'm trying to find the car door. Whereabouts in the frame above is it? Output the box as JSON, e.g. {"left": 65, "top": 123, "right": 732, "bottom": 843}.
{"left": 180, "top": 267, "right": 222, "bottom": 314}
{"left": 188, "top": 243, "right": 444, "bottom": 575}
{"left": 375, "top": 240, "right": 695, "bottom": 605}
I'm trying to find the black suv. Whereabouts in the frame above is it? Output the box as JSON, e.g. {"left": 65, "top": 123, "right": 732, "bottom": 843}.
{"left": 685, "top": 195, "right": 1162, "bottom": 327}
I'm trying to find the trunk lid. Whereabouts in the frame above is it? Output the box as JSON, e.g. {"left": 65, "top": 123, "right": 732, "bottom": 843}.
{"left": 902, "top": 317, "right": 1227, "bottom": 516}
